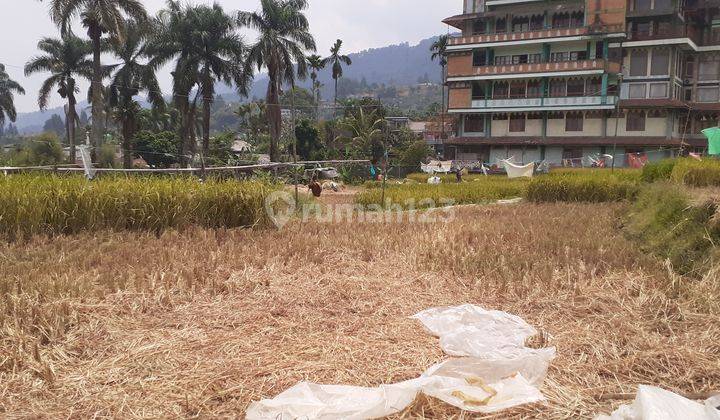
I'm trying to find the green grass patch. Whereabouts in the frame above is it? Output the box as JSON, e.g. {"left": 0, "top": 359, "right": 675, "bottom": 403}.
{"left": 624, "top": 183, "right": 720, "bottom": 276}
{"left": 0, "top": 174, "right": 278, "bottom": 239}
{"left": 355, "top": 177, "right": 528, "bottom": 209}
{"left": 526, "top": 170, "right": 641, "bottom": 203}
{"left": 641, "top": 159, "right": 678, "bottom": 183}
{"left": 670, "top": 158, "right": 720, "bottom": 187}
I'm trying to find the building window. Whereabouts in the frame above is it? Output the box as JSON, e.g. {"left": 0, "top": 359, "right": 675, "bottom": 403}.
{"left": 472, "top": 20, "right": 486, "bottom": 35}
{"left": 552, "top": 12, "right": 570, "bottom": 28}
{"left": 549, "top": 79, "right": 566, "bottom": 97}
{"left": 471, "top": 82, "right": 485, "bottom": 100}
{"left": 527, "top": 80, "right": 542, "bottom": 98}
{"left": 530, "top": 15, "right": 544, "bottom": 30}
{"left": 698, "top": 56, "right": 720, "bottom": 81}
{"left": 465, "top": 115, "right": 485, "bottom": 133}
{"left": 626, "top": 112, "right": 646, "bottom": 131}
{"left": 512, "top": 16, "right": 530, "bottom": 32}
{"left": 509, "top": 81, "right": 527, "bottom": 98}
{"left": 697, "top": 86, "right": 720, "bottom": 102}
{"left": 570, "top": 11, "right": 584, "bottom": 27}
{"left": 509, "top": 114, "right": 526, "bottom": 132}
{"left": 649, "top": 83, "right": 668, "bottom": 98}
{"left": 628, "top": 83, "right": 647, "bottom": 99}
{"left": 587, "top": 77, "right": 602, "bottom": 96}
{"left": 567, "top": 79, "right": 585, "bottom": 97}
{"left": 634, "top": 0, "right": 652, "bottom": 11}
{"left": 565, "top": 113, "right": 584, "bottom": 131}
{"left": 685, "top": 56, "right": 696, "bottom": 78}
{"left": 630, "top": 50, "right": 648, "bottom": 76}
{"left": 493, "top": 81, "right": 509, "bottom": 98}
{"left": 550, "top": 51, "right": 587, "bottom": 63}
{"left": 650, "top": 49, "right": 670, "bottom": 76}
{"left": 495, "top": 17, "right": 507, "bottom": 33}
{"left": 654, "top": 0, "right": 672, "bottom": 9}
{"left": 472, "top": 50, "right": 486, "bottom": 67}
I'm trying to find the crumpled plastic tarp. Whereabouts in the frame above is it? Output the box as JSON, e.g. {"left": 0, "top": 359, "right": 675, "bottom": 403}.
{"left": 596, "top": 385, "right": 720, "bottom": 420}
{"left": 421, "top": 160, "right": 454, "bottom": 174}
{"left": 246, "top": 304, "right": 556, "bottom": 419}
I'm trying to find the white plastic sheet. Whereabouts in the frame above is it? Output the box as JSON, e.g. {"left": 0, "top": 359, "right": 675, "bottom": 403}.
{"left": 427, "top": 176, "right": 442, "bottom": 185}
{"left": 246, "top": 305, "right": 555, "bottom": 419}
{"left": 501, "top": 160, "right": 535, "bottom": 179}
{"left": 78, "top": 145, "right": 96, "bottom": 180}
{"left": 596, "top": 386, "right": 720, "bottom": 420}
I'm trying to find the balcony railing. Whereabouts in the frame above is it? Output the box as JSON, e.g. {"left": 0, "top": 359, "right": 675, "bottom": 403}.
{"left": 450, "top": 59, "right": 621, "bottom": 78}
{"left": 626, "top": 27, "right": 702, "bottom": 43}
{"left": 468, "top": 95, "right": 618, "bottom": 109}
{"left": 449, "top": 26, "right": 590, "bottom": 47}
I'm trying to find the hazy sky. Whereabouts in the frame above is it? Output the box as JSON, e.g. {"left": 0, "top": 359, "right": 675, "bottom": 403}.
{"left": 1, "top": 0, "right": 457, "bottom": 113}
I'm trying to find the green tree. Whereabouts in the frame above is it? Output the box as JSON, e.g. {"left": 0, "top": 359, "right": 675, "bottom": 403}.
{"left": 151, "top": 2, "right": 249, "bottom": 161}
{"left": 337, "top": 107, "right": 385, "bottom": 161}
{"left": 107, "top": 21, "right": 164, "bottom": 168}
{"left": 398, "top": 140, "right": 432, "bottom": 172}
{"left": 430, "top": 34, "right": 449, "bottom": 140}
{"left": 47, "top": 0, "right": 149, "bottom": 153}
{"left": 322, "top": 39, "right": 352, "bottom": 116}
{"left": 43, "top": 114, "right": 66, "bottom": 138}
{"left": 0, "top": 64, "right": 25, "bottom": 128}
{"left": 294, "top": 119, "right": 321, "bottom": 160}
{"left": 280, "top": 87, "right": 316, "bottom": 119}
{"left": 133, "top": 130, "right": 180, "bottom": 168}
{"left": 24, "top": 35, "right": 93, "bottom": 162}
{"left": 306, "top": 54, "right": 325, "bottom": 120}
{"left": 29, "top": 132, "right": 64, "bottom": 165}
{"left": 239, "top": 0, "right": 316, "bottom": 162}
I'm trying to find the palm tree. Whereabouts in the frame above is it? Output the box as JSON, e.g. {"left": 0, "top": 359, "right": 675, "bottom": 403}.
{"left": 238, "top": 0, "right": 316, "bottom": 162}
{"left": 106, "top": 21, "right": 165, "bottom": 168}
{"left": 322, "top": 39, "right": 352, "bottom": 117}
{"left": 48, "top": 0, "right": 148, "bottom": 153}
{"left": 337, "top": 107, "right": 384, "bottom": 161}
{"left": 151, "top": 2, "right": 250, "bottom": 160}
{"left": 430, "top": 34, "right": 449, "bottom": 145}
{"left": 0, "top": 64, "right": 25, "bottom": 128}
{"left": 24, "top": 35, "right": 93, "bottom": 162}
{"left": 306, "top": 54, "right": 324, "bottom": 120}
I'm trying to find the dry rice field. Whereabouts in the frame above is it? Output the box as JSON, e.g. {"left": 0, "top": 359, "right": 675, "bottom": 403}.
{"left": 1, "top": 202, "right": 719, "bottom": 418}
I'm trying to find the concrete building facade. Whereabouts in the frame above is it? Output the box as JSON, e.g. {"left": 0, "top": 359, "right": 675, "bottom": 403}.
{"left": 443, "top": 0, "right": 720, "bottom": 165}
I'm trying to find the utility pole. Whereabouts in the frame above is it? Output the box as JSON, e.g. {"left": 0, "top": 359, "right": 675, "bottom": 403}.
{"left": 291, "top": 84, "right": 299, "bottom": 208}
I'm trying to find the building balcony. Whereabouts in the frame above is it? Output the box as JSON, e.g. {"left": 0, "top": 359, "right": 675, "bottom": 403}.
{"left": 626, "top": 27, "right": 703, "bottom": 43}
{"left": 452, "top": 95, "right": 618, "bottom": 112}
{"left": 447, "top": 59, "right": 621, "bottom": 81}
{"left": 626, "top": 7, "right": 679, "bottom": 17}
{"left": 448, "top": 27, "right": 590, "bottom": 49}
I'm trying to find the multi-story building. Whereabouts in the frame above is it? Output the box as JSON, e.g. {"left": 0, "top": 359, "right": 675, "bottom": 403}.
{"left": 443, "top": 0, "right": 720, "bottom": 166}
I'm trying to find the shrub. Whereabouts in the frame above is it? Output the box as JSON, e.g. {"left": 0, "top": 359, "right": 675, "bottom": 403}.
{"left": 625, "top": 183, "right": 720, "bottom": 275}
{"left": 0, "top": 175, "right": 278, "bottom": 240}
{"left": 670, "top": 158, "right": 720, "bottom": 187}
{"left": 526, "top": 172, "right": 640, "bottom": 203}
{"left": 641, "top": 159, "right": 677, "bottom": 182}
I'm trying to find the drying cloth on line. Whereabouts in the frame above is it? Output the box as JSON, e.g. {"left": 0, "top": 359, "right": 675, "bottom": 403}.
{"left": 421, "top": 160, "right": 453, "bottom": 174}
{"left": 627, "top": 153, "right": 649, "bottom": 169}
{"left": 501, "top": 160, "right": 535, "bottom": 179}
{"left": 246, "top": 305, "right": 555, "bottom": 419}
{"left": 703, "top": 127, "right": 720, "bottom": 156}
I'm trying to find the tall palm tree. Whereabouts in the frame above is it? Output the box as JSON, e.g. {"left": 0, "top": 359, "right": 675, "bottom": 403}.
{"left": 151, "top": 2, "right": 250, "bottom": 159}
{"left": 430, "top": 34, "right": 449, "bottom": 144}
{"left": 238, "top": 0, "right": 316, "bottom": 162}
{"left": 306, "top": 54, "right": 324, "bottom": 121}
{"left": 0, "top": 64, "right": 25, "bottom": 128}
{"left": 25, "top": 35, "right": 93, "bottom": 162}
{"left": 337, "top": 107, "right": 384, "bottom": 161}
{"left": 322, "top": 39, "right": 352, "bottom": 117}
{"left": 48, "top": 0, "right": 148, "bottom": 153}
{"left": 107, "top": 21, "right": 165, "bottom": 168}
